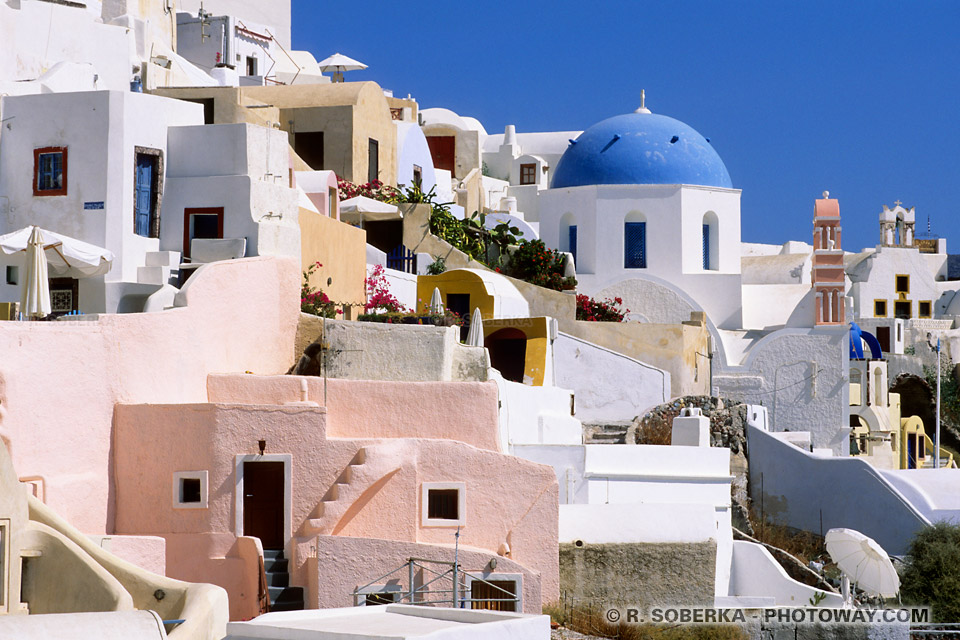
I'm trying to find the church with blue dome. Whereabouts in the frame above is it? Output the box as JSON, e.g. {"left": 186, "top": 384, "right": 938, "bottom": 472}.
{"left": 550, "top": 108, "right": 733, "bottom": 191}
{"left": 537, "top": 97, "right": 745, "bottom": 330}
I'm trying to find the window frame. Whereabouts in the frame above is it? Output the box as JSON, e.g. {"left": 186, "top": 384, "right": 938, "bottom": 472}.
{"left": 464, "top": 573, "right": 522, "bottom": 612}
{"left": 918, "top": 300, "right": 932, "bottom": 319}
{"left": 421, "top": 482, "right": 466, "bottom": 527}
{"left": 354, "top": 584, "right": 402, "bottom": 606}
{"left": 33, "top": 147, "right": 68, "bottom": 196}
{"left": 173, "top": 470, "right": 209, "bottom": 509}
{"left": 368, "top": 138, "right": 379, "bottom": 184}
{"left": 624, "top": 221, "right": 647, "bottom": 269}
{"left": 874, "top": 299, "right": 887, "bottom": 318}
{"left": 895, "top": 274, "right": 910, "bottom": 294}
{"left": 519, "top": 163, "right": 536, "bottom": 185}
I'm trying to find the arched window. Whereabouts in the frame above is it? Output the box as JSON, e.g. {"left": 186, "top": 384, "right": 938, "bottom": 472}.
{"left": 702, "top": 211, "right": 719, "bottom": 270}
{"left": 624, "top": 212, "right": 646, "bottom": 269}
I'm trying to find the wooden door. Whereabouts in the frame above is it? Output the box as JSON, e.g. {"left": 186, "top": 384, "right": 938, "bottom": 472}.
{"left": 243, "top": 461, "right": 285, "bottom": 549}
{"left": 427, "top": 136, "right": 456, "bottom": 174}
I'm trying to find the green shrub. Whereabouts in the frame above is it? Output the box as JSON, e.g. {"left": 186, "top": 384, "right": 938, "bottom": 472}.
{"left": 901, "top": 522, "right": 960, "bottom": 622}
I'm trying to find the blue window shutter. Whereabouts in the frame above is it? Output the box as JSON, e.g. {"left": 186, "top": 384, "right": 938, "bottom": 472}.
{"left": 703, "top": 223, "right": 710, "bottom": 269}
{"left": 134, "top": 155, "right": 153, "bottom": 237}
{"left": 568, "top": 225, "right": 578, "bottom": 265}
{"left": 624, "top": 222, "right": 646, "bottom": 268}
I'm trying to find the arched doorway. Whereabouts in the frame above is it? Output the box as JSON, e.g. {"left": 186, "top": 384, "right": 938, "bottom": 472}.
{"left": 486, "top": 328, "right": 527, "bottom": 383}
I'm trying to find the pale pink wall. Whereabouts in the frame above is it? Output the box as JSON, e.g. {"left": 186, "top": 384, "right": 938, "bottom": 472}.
{"left": 206, "top": 374, "right": 502, "bottom": 452}
{"left": 113, "top": 400, "right": 558, "bottom": 612}
{"left": 309, "top": 535, "right": 543, "bottom": 613}
{"left": 0, "top": 257, "right": 300, "bottom": 534}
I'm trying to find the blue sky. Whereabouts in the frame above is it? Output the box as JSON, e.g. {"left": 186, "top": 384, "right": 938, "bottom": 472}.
{"left": 292, "top": 1, "right": 960, "bottom": 254}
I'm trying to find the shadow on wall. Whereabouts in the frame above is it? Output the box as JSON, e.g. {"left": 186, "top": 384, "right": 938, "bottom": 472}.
{"left": 746, "top": 423, "right": 929, "bottom": 555}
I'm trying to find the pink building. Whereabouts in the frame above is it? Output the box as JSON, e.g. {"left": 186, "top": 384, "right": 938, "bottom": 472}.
{"left": 0, "top": 255, "right": 558, "bottom": 621}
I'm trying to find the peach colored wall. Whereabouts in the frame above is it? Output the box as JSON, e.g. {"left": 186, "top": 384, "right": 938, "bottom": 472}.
{"left": 0, "top": 257, "right": 300, "bottom": 534}
{"left": 112, "top": 401, "right": 558, "bottom": 612}
{"left": 299, "top": 208, "right": 367, "bottom": 318}
{"left": 308, "top": 535, "right": 543, "bottom": 613}
{"left": 206, "top": 374, "right": 502, "bottom": 452}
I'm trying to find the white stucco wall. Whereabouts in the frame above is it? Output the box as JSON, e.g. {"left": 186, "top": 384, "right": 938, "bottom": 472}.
{"left": 848, "top": 246, "right": 942, "bottom": 321}
{"left": 714, "top": 326, "right": 849, "bottom": 450}
{"left": 741, "top": 285, "right": 815, "bottom": 330}
{"left": 0, "top": 2, "right": 135, "bottom": 94}
{"left": 162, "top": 123, "right": 300, "bottom": 259}
{"left": 554, "top": 332, "right": 669, "bottom": 423}
{"left": 395, "top": 122, "right": 437, "bottom": 194}
{"left": 177, "top": 0, "right": 291, "bottom": 50}
{"left": 494, "top": 374, "right": 581, "bottom": 452}
{"left": 0, "top": 90, "right": 203, "bottom": 288}
{"left": 540, "top": 184, "right": 744, "bottom": 329}
{"left": 727, "top": 541, "right": 844, "bottom": 607}
{"left": 560, "top": 503, "right": 716, "bottom": 544}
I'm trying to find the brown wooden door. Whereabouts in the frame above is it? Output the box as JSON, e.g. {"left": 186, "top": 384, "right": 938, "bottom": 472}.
{"left": 243, "top": 461, "right": 284, "bottom": 549}
{"left": 427, "top": 136, "right": 456, "bottom": 174}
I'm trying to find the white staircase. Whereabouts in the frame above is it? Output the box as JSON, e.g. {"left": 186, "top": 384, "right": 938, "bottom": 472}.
{"left": 137, "top": 251, "right": 180, "bottom": 285}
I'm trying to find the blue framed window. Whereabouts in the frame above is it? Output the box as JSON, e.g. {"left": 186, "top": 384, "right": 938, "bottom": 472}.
{"left": 34, "top": 147, "right": 67, "bottom": 196}
{"left": 703, "top": 223, "right": 710, "bottom": 270}
{"left": 624, "top": 222, "right": 646, "bottom": 268}
{"left": 568, "top": 225, "right": 578, "bottom": 265}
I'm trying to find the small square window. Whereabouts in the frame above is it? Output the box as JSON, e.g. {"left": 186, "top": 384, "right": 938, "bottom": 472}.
{"left": 919, "top": 301, "right": 932, "bottom": 318}
{"left": 895, "top": 275, "right": 909, "bottom": 294}
{"left": 5, "top": 266, "right": 17, "bottom": 286}
{"left": 34, "top": 147, "right": 68, "bottom": 196}
{"left": 181, "top": 478, "right": 201, "bottom": 503}
{"left": 874, "top": 300, "right": 887, "bottom": 318}
{"left": 173, "top": 471, "right": 208, "bottom": 509}
{"left": 894, "top": 300, "right": 911, "bottom": 319}
{"left": 428, "top": 489, "right": 459, "bottom": 520}
{"left": 519, "top": 163, "right": 536, "bottom": 185}
{"left": 421, "top": 482, "right": 465, "bottom": 527}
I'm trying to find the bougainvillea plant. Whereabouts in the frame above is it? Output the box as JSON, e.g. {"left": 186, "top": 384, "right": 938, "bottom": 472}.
{"left": 301, "top": 261, "right": 338, "bottom": 318}
{"left": 575, "top": 294, "right": 629, "bottom": 322}
{"left": 337, "top": 177, "right": 402, "bottom": 203}
{"left": 364, "top": 264, "right": 407, "bottom": 313}
{"left": 503, "top": 239, "right": 576, "bottom": 291}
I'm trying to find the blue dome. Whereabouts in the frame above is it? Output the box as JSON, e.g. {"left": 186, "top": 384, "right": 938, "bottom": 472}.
{"left": 551, "top": 111, "right": 732, "bottom": 189}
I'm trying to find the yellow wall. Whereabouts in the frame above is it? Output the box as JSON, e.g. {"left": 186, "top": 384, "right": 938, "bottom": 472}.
{"left": 484, "top": 317, "right": 550, "bottom": 386}
{"left": 299, "top": 207, "right": 366, "bottom": 319}
{"left": 417, "top": 272, "right": 495, "bottom": 319}
{"left": 901, "top": 416, "right": 926, "bottom": 469}
{"left": 149, "top": 87, "right": 279, "bottom": 127}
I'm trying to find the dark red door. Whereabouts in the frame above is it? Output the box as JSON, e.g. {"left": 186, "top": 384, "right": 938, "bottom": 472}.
{"left": 243, "top": 461, "right": 284, "bottom": 549}
{"left": 427, "top": 136, "right": 456, "bottom": 174}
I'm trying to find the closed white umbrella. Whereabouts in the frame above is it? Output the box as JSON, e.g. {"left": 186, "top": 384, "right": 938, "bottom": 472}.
{"left": 466, "top": 307, "right": 484, "bottom": 347}
{"left": 316, "top": 52, "right": 367, "bottom": 82}
{"left": 429, "top": 287, "right": 444, "bottom": 315}
{"left": 825, "top": 528, "right": 900, "bottom": 598}
{"left": 20, "top": 226, "right": 50, "bottom": 319}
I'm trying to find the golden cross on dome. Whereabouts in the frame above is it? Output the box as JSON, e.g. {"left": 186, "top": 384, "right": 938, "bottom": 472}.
{"left": 894, "top": 199, "right": 902, "bottom": 206}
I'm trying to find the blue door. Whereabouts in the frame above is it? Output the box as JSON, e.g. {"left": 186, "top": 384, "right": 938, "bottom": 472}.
{"left": 568, "top": 225, "right": 578, "bottom": 265}
{"left": 135, "top": 155, "right": 154, "bottom": 237}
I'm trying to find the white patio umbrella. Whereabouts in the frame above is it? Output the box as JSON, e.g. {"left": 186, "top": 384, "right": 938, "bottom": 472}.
{"left": 20, "top": 226, "right": 50, "bottom": 319}
{"left": 316, "top": 52, "right": 367, "bottom": 82}
{"left": 0, "top": 225, "right": 114, "bottom": 278}
{"left": 465, "top": 307, "right": 484, "bottom": 347}
{"left": 338, "top": 196, "right": 401, "bottom": 225}
{"left": 825, "top": 528, "right": 900, "bottom": 598}
{"left": 429, "top": 287, "right": 444, "bottom": 315}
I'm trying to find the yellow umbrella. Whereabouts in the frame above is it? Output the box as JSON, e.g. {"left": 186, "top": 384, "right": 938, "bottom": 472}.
{"left": 20, "top": 226, "right": 51, "bottom": 319}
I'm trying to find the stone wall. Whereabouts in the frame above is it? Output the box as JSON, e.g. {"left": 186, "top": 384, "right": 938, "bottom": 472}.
{"left": 559, "top": 541, "right": 716, "bottom": 607}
